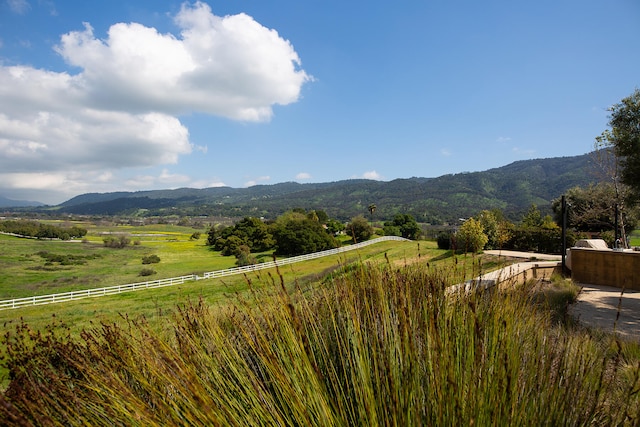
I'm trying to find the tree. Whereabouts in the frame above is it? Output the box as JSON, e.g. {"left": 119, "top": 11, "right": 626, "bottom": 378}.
{"left": 597, "top": 89, "right": 640, "bottom": 201}
{"left": 103, "top": 235, "right": 131, "bottom": 248}
{"left": 367, "top": 203, "right": 377, "bottom": 219}
{"left": 552, "top": 183, "right": 638, "bottom": 235}
{"left": 345, "top": 216, "right": 373, "bottom": 243}
{"left": 313, "top": 210, "right": 329, "bottom": 224}
{"left": 326, "top": 219, "right": 345, "bottom": 235}
{"left": 383, "top": 214, "right": 421, "bottom": 240}
{"left": 594, "top": 121, "right": 634, "bottom": 246}
{"left": 207, "top": 217, "right": 274, "bottom": 253}
{"left": 272, "top": 212, "right": 338, "bottom": 256}
{"left": 521, "top": 204, "right": 543, "bottom": 228}
{"left": 220, "top": 235, "right": 246, "bottom": 256}
{"left": 235, "top": 245, "right": 257, "bottom": 266}
{"left": 456, "top": 218, "right": 488, "bottom": 253}
{"left": 233, "top": 217, "right": 274, "bottom": 252}
{"left": 475, "top": 210, "right": 498, "bottom": 249}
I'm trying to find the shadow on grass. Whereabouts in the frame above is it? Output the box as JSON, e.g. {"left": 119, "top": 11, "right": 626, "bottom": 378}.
{"left": 429, "top": 250, "right": 455, "bottom": 262}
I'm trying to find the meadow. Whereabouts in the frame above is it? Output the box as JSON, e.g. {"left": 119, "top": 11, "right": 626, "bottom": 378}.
{"left": 1, "top": 258, "right": 639, "bottom": 424}
{"left": 0, "top": 223, "right": 489, "bottom": 339}
{"left": 2, "top": 223, "right": 638, "bottom": 424}
{"left": 0, "top": 223, "right": 236, "bottom": 299}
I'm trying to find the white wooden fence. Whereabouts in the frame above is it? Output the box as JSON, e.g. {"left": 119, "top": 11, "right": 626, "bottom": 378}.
{"left": 0, "top": 236, "right": 408, "bottom": 310}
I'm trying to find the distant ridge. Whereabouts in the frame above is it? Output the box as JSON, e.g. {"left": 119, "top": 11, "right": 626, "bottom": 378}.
{"left": 31, "top": 153, "right": 597, "bottom": 224}
{"left": 0, "top": 195, "right": 44, "bottom": 208}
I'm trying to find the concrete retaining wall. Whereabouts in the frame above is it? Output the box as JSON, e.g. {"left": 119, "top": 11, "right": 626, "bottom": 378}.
{"left": 450, "top": 261, "right": 561, "bottom": 294}
{"left": 569, "top": 248, "right": 640, "bottom": 290}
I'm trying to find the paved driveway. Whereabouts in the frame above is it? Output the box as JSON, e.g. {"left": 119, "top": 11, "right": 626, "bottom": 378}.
{"left": 569, "top": 284, "right": 640, "bottom": 341}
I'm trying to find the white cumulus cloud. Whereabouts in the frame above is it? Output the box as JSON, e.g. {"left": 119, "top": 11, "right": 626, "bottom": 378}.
{"left": 295, "top": 172, "right": 312, "bottom": 180}
{"left": 54, "top": 1, "right": 310, "bottom": 120}
{"left": 0, "top": 1, "right": 310, "bottom": 203}
{"left": 360, "top": 170, "right": 383, "bottom": 180}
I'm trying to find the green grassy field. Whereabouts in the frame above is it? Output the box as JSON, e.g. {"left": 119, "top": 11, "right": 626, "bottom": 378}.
{"left": 0, "top": 224, "right": 235, "bottom": 299}
{"left": 0, "top": 230, "right": 502, "bottom": 344}
{"left": 2, "top": 257, "right": 638, "bottom": 424}
{"left": 0, "top": 223, "right": 519, "bottom": 394}
{"left": 2, "top": 224, "right": 639, "bottom": 423}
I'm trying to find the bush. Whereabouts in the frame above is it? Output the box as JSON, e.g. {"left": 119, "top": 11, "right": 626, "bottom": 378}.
{"left": 142, "top": 254, "right": 161, "bottom": 265}
{"left": 345, "top": 216, "right": 373, "bottom": 243}
{"left": 456, "top": 218, "right": 488, "bottom": 253}
{"left": 103, "top": 235, "right": 131, "bottom": 248}
{"left": 139, "top": 268, "right": 156, "bottom": 277}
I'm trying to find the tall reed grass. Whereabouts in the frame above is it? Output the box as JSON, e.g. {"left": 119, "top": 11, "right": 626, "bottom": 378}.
{"left": 1, "top": 261, "right": 638, "bottom": 425}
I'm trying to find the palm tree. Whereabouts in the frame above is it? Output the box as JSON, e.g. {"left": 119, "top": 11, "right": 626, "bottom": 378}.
{"left": 367, "top": 203, "right": 377, "bottom": 220}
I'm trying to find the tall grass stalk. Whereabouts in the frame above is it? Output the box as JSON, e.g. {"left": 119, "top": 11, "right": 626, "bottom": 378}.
{"left": 1, "top": 261, "right": 638, "bottom": 425}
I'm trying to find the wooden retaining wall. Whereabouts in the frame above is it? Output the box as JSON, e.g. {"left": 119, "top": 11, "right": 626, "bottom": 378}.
{"left": 569, "top": 248, "right": 640, "bottom": 291}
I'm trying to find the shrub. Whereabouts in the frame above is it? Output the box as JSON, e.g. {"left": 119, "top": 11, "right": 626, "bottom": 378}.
{"left": 345, "top": 216, "right": 373, "bottom": 243}
{"left": 139, "top": 268, "right": 156, "bottom": 277}
{"left": 103, "top": 235, "right": 131, "bottom": 248}
{"left": 235, "top": 245, "right": 258, "bottom": 267}
{"left": 141, "top": 254, "right": 161, "bottom": 265}
{"left": 456, "top": 218, "right": 488, "bottom": 253}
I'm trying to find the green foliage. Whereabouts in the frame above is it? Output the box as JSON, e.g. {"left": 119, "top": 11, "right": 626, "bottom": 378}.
{"left": 326, "top": 219, "right": 345, "bottom": 235}
{"left": 189, "top": 232, "right": 201, "bottom": 240}
{"left": 345, "top": 215, "right": 373, "bottom": 243}
{"left": 36, "top": 251, "right": 100, "bottom": 266}
{"left": 521, "top": 204, "right": 544, "bottom": 227}
{"left": 598, "top": 89, "right": 640, "bottom": 201}
{"left": 233, "top": 217, "right": 275, "bottom": 252}
{"left": 141, "top": 254, "right": 161, "bottom": 265}
{"left": 0, "top": 220, "right": 87, "bottom": 240}
{"left": 206, "top": 217, "right": 274, "bottom": 253}
{"left": 383, "top": 213, "right": 421, "bottom": 240}
{"left": 475, "top": 210, "right": 499, "bottom": 249}
{"left": 272, "top": 212, "right": 338, "bottom": 256}
{"left": 235, "top": 245, "right": 258, "bottom": 267}
{"left": 2, "top": 264, "right": 638, "bottom": 424}
{"left": 220, "top": 235, "right": 246, "bottom": 256}
{"left": 552, "top": 183, "right": 638, "bottom": 233}
{"left": 102, "top": 235, "right": 131, "bottom": 248}
{"left": 504, "top": 227, "right": 579, "bottom": 254}
{"left": 455, "top": 218, "right": 488, "bottom": 253}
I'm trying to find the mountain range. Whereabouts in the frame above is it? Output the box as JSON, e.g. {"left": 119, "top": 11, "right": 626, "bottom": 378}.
{"left": 0, "top": 196, "right": 44, "bottom": 208}
{"left": 8, "top": 152, "right": 598, "bottom": 224}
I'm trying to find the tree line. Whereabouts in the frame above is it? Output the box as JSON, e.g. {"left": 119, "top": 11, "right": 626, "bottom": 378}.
{"left": 0, "top": 220, "right": 87, "bottom": 240}
{"left": 206, "top": 209, "right": 421, "bottom": 265}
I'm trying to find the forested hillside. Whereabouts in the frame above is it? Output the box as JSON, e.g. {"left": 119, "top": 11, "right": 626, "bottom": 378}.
{"left": 36, "top": 153, "right": 596, "bottom": 224}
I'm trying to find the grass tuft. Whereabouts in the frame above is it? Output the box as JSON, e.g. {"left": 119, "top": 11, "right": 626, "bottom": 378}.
{"left": 0, "top": 261, "right": 638, "bottom": 425}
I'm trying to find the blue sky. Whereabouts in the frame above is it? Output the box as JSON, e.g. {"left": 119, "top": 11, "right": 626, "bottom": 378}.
{"left": 0, "top": 0, "right": 638, "bottom": 204}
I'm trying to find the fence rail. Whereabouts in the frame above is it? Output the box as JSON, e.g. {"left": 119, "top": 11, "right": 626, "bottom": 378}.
{"left": 0, "top": 236, "right": 408, "bottom": 310}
